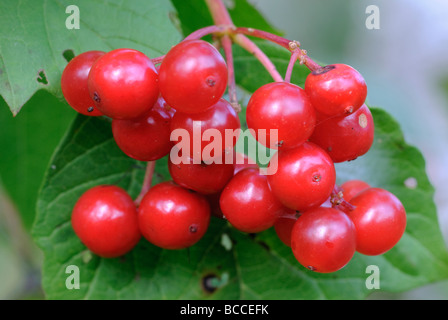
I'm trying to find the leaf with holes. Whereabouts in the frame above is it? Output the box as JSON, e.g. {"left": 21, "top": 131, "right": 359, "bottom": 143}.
{"left": 0, "top": 0, "right": 180, "bottom": 116}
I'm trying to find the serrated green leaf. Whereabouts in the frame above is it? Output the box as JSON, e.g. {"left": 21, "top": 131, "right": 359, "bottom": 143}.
{"left": 0, "top": 0, "right": 180, "bottom": 115}
{"left": 32, "top": 106, "right": 448, "bottom": 299}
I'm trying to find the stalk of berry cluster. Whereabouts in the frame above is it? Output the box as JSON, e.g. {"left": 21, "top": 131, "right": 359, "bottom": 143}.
{"left": 134, "top": 160, "right": 156, "bottom": 206}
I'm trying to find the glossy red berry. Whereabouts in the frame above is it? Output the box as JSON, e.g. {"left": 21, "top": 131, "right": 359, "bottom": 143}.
{"left": 71, "top": 185, "right": 141, "bottom": 258}
{"left": 246, "top": 82, "right": 316, "bottom": 150}
{"left": 347, "top": 188, "right": 406, "bottom": 256}
{"left": 305, "top": 63, "right": 367, "bottom": 117}
{"left": 112, "top": 97, "right": 175, "bottom": 161}
{"left": 274, "top": 211, "right": 298, "bottom": 247}
{"left": 168, "top": 154, "right": 235, "bottom": 195}
{"left": 340, "top": 180, "right": 371, "bottom": 202}
{"left": 291, "top": 207, "right": 356, "bottom": 273}
{"left": 219, "top": 168, "right": 284, "bottom": 233}
{"left": 88, "top": 48, "right": 159, "bottom": 120}
{"left": 159, "top": 40, "right": 228, "bottom": 114}
{"left": 61, "top": 50, "right": 105, "bottom": 116}
{"left": 170, "top": 98, "right": 240, "bottom": 162}
{"left": 233, "top": 152, "right": 258, "bottom": 174}
{"left": 309, "top": 104, "right": 374, "bottom": 162}
{"left": 138, "top": 182, "right": 210, "bottom": 250}
{"left": 267, "top": 142, "right": 336, "bottom": 212}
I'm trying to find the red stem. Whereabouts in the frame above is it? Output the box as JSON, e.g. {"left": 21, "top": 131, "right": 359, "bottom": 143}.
{"left": 284, "top": 49, "right": 301, "bottom": 83}
{"left": 221, "top": 35, "right": 241, "bottom": 112}
{"left": 330, "top": 185, "right": 356, "bottom": 212}
{"left": 134, "top": 161, "right": 156, "bottom": 206}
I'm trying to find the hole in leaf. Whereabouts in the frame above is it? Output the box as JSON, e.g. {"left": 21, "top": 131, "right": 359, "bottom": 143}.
{"left": 36, "top": 69, "right": 48, "bottom": 85}
{"left": 201, "top": 272, "right": 229, "bottom": 294}
{"left": 63, "top": 49, "right": 75, "bottom": 63}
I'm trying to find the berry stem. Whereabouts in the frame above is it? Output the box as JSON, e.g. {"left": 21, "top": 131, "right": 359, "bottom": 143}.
{"left": 205, "top": 0, "right": 283, "bottom": 82}
{"left": 222, "top": 35, "right": 241, "bottom": 112}
{"left": 134, "top": 160, "right": 156, "bottom": 206}
{"left": 234, "top": 27, "right": 321, "bottom": 72}
{"left": 205, "top": 0, "right": 234, "bottom": 25}
{"left": 232, "top": 34, "right": 284, "bottom": 82}
{"left": 330, "top": 185, "right": 357, "bottom": 212}
{"left": 284, "top": 49, "right": 301, "bottom": 83}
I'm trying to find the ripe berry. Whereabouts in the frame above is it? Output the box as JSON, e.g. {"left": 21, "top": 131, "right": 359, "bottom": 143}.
{"left": 112, "top": 97, "right": 175, "bottom": 161}
{"left": 340, "top": 179, "right": 371, "bottom": 202}
{"left": 71, "top": 185, "right": 141, "bottom": 258}
{"left": 233, "top": 152, "right": 258, "bottom": 174}
{"left": 347, "top": 188, "right": 406, "bottom": 256}
{"left": 273, "top": 211, "right": 298, "bottom": 247}
{"left": 246, "top": 82, "right": 316, "bottom": 149}
{"left": 291, "top": 207, "right": 356, "bottom": 273}
{"left": 305, "top": 64, "right": 367, "bottom": 117}
{"left": 61, "top": 50, "right": 105, "bottom": 116}
{"left": 170, "top": 98, "right": 240, "bottom": 162}
{"left": 138, "top": 182, "right": 210, "bottom": 250}
{"left": 219, "top": 168, "right": 284, "bottom": 233}
{"left": 309, "top": 104, "right": 374, "bottom": 162}
{"left": 168, "top": 154, "right": 235, "bottom": 195}
{"left": 159, "top": 40, "right": 228, "bottom": 114}
{"left": 88, "top": 48, "right": 159, "bottom": 120}
{"left": 267, "top": 142, "right": 336, "bottom": 212}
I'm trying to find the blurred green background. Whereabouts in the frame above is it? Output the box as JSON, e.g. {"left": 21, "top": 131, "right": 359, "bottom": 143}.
{"left": 1, "top": 0, "right": 448, "bottom": 299}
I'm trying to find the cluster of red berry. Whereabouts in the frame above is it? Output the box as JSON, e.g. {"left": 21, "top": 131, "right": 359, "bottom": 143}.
{"left": 61, "top": 35, "right": 406, "bottom": 273}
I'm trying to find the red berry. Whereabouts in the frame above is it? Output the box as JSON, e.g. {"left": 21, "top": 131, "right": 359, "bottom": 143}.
{"left": 112, "top": 97, "right": 175, "bottom": 161}
{"left": 170, "top": 98, "right": 240, "bottom": 162}
{"left": 61, "top": 50, "right": 105, "bottom": 116}
{"left": 233, "top": 152, "right": 258, "bottom": 174}
{"left": 138, "top": 182, "right": 210, "bottom": 249}
{"left": 246, "top": 82, "right": 316, "bottom": 150}
{"left": 291, "top": 207, "right": 356, "bottom": 273}
{"left": 168, "top": 154, "right": 234, "bottom": 195}
{"left": 159, "top": 40, "right": 228, "bottom": 114}
{"left": 88, "top": 48, "right": 159, "bottom": 119}
{"left": 267, "top": 142, "right": 336, "bottom": 212}
{"left": 305, "top": 64, "right": 367, "bottom": 117}
{"left": 274, "top": 211, "right": 298, "bottom": 247}
{"left": 309, "top": 104, "right": 374, "bottom": 162}
{"left": 71, "top": 185, "right": 141, "bottom": 258}
{"left": 219, "top": 168, "right": 284, "bottom": 233}
{"left": 347, "top": 188, "right": 406, "bottom": 256}
{"left": 340, "top": 180, "right": 371, "bottom": 202}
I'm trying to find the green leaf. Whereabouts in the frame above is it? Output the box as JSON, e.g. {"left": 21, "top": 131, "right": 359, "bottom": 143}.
{"left": 0, "top": 90, "right": 76, "bottom": 229}
{"left": 32, "top": 106, "right": 448, "bottom": 299}
{"left": 29, "top": 0, "right": 448, "bottom": 300}
{"left": 0, "top": 0, "right": 180, "bottom": 116}
{"left": 170, "top": 0, "right": 281, "bottom": 38}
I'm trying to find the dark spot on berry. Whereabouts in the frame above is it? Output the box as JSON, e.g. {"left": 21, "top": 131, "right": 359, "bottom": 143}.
{"left": 307, "top": 266, "right": 316, "bottom": 271}
{"left": 87, "top": 106, "right": 94, "bottom": 113}
{"left": 189, "top": 224, "right": 198, "bottom": 233}
{"left": 312, "top": 174, "right": 321, "bottom": 182}
{"left": 206, "top": 77, "right": 216, "bottom": 87}
{"left": 93, "top": 92, "right": 101, "bottom": 103}
{"left": 311, "top": 65, "right": 335, "bottom": 76}
{"left": 276, "top": 140, "right": 284, "bottom": 148}
{"left": 327, "top": 146, "right": 332, "bottom": 152}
